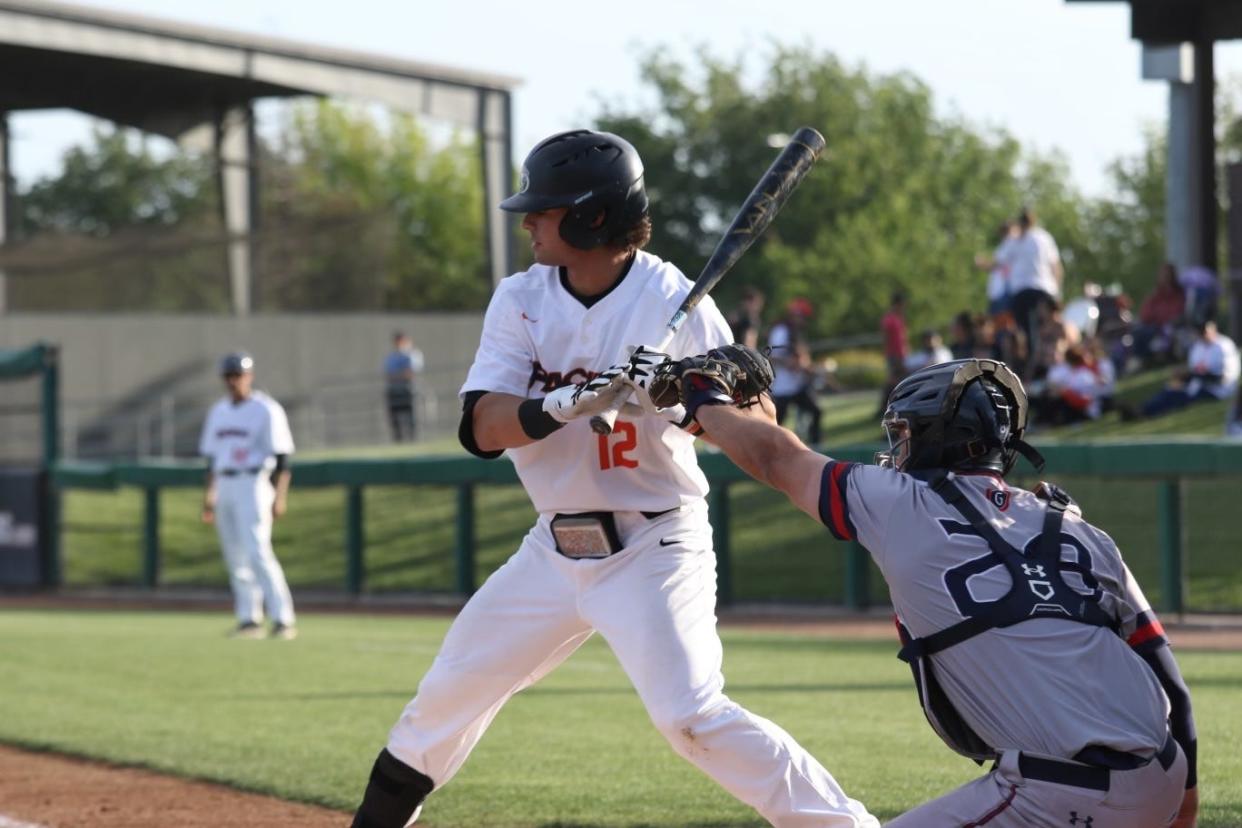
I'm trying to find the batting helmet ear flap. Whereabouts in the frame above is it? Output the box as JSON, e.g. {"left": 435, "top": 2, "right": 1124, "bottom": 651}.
{"left": 558, "top": 176, "right": 649, "bottom": 250}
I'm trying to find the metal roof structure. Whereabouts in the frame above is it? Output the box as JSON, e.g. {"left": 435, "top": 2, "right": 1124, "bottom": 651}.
{"left": 0, "top": 0, "right": 520, "bottom": 312}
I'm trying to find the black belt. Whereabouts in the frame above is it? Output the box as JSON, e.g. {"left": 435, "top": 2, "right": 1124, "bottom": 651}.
{"left": 219, "top": 467, "right": 262, "bottom": 477}
{"left": 1018, "top": 731, "right": 1178, "bottom": 792}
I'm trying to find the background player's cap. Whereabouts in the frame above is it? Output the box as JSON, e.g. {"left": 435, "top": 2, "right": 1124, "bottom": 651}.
{"left": 500, "top": 129, "right": 648, "bottom": 250}
{"left": 219, "top": 352, "right": 254, "bottom": 376}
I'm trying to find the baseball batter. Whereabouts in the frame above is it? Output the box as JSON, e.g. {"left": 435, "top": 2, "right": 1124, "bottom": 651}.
{"left": 199, "top": 352, "right": 297, "bottom": 640}
{"left": 647, "top": 354, "right": 1197, "bottom": 827}
{"left": 350, "top": 130, "right": 878, "bottom": 828}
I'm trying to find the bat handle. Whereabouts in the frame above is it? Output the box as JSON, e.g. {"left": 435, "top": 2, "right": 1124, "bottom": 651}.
{"left": 589, "top": 408, "right": 619, "bottom": 435}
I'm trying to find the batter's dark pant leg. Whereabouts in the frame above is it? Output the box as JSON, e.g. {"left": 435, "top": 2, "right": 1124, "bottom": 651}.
{"left": 352, "top": 748, "right": 435, "bottom": 828}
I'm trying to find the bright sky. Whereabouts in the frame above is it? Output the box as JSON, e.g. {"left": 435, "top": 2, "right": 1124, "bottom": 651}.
{"left": 9, "top": 0, "right": 1242, "bottom": 197}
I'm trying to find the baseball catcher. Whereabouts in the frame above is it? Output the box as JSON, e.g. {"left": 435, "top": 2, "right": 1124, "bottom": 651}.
{"left": 626, "top": 354, "right": 1198, "bottom": 828}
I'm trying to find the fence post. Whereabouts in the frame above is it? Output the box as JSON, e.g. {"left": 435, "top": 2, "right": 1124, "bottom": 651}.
{"left": 455, "top": 484, "right": 476, "bottom": 595}
{"left": 845, "top": 541, "right": 871, "bottom": 610}
{"left": 1158, "top": 478, "right": 1185, "bottom": 615}
{"left": 709, "top": 483, "right": 733, "bottom": 606}
{"left": 142, "top": 486, "right": 159, "bottom": 588}
{"left": 345, "top": 485, "right": 365, "bottom": 594}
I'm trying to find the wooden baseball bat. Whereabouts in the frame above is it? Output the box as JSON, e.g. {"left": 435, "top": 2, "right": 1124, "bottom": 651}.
{"left": 590, "top": 125, "right": 827, "bottom": 435}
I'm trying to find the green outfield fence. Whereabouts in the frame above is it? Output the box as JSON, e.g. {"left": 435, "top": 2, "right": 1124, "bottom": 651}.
{"left": 49, "top": 441, "right": 1242, "bottom": 613}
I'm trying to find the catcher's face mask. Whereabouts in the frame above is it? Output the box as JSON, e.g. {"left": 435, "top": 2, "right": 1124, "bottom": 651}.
{"left": 875, "top": 411, "right": 912, "bottom": 470}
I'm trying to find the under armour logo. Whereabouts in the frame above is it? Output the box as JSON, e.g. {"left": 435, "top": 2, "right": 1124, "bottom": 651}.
{"left": 1069, "top": 812, "right": 1093, "bottom": 826}
{"left": 1021, "top": 564, "right": 1046, "bottom": 577}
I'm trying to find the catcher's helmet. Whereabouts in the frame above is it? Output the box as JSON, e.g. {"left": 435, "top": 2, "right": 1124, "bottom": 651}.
{"left": 876, "top": 359, "right": 1043, "bottom": 475}
{"left": 499, "top": 129, "right": 648, "bottom": 250}
{"left": 219, "top": 352, "right": 254, "bottom": 376}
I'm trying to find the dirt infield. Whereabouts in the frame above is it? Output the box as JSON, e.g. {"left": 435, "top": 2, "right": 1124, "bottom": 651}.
{"left": 0, "top": 746, "right": 349, "bottom": 828}
{"left": 3, "top": 595, "right": 1240, "bottom": 826}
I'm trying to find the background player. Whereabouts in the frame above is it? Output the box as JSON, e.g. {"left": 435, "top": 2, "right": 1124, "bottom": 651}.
{"left": 642, "top": 354, "right": 1197, "bottom": 827}
{"left": 199, "top": 352, "right": 298, "bottom": 640}
{"left": 350, "top": 129, "right": 878, "bottom": 828}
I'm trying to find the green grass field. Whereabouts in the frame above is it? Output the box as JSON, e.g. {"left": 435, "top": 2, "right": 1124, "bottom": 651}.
{"left": 1, "top": 610, "right": 1239, "bottom": 826}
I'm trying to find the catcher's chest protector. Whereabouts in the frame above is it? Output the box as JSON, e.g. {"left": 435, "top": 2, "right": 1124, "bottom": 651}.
{"left": 895, "top": 472, "right": 1116, "bottom": 762}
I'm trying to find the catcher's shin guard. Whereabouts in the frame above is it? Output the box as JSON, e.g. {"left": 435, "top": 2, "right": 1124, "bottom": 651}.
{"left": 351, "top": 748, "right": 435, "bottom": 828}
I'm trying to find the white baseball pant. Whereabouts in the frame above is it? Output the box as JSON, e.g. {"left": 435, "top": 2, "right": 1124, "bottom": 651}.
{"left": 385, "top": 502, "right": 878, "bottom": 827}
{"left": 213, "top": 472, "right": 295, "bottom": 627}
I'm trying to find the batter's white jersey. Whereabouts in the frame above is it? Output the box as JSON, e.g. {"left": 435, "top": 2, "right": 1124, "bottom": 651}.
{"left": 460, "top": 251, "right": 732, "bottom": 513}
{"left": 199, "top": 391, "right": 295, "bottom": 472}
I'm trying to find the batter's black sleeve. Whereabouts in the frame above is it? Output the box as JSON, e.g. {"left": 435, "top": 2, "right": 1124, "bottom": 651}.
{"left": 459, "top": 391, "right": 504, "bottom": 460}
{"left": 1134, "top": 634, "right": 1197, "bottom": 788}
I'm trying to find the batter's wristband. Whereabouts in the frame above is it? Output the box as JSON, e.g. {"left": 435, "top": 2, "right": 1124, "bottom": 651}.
{"left": 518, "top": 398, "right": 566, "bottom": 440}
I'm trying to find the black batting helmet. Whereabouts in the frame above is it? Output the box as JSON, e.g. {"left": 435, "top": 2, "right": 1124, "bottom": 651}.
{"left": 219, "top": 352, "right": 254, "bottom": 376}
{"left": 499, "top": 129, "right": 648, "bottom": 250}
{"left": 877, "top": 359, "right": 1043, "bottom": 475}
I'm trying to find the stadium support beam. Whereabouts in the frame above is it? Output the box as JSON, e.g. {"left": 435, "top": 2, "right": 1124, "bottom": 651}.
{"left": 1142, "top": 41, "right": 1217, "bottom": 273}
{"left": 216, "top": 105, "right": 257, "bottom": 316}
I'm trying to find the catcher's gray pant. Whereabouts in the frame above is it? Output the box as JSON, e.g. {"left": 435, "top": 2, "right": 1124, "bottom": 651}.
{"left": 385, "top": 504, "right": 878, "bottom": 827}
{"left": 885, "top": 742, "right": 1186, "bottom": 827}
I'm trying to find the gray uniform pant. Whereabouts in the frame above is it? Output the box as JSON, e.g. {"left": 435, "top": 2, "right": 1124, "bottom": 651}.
{"left": 886, "top": 745, "right": 1186, "bottom": 827}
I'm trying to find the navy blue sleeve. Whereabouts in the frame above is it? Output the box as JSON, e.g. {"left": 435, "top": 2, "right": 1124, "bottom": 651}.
{"left": 1137, "top": 640, "right": 1197, "bottom": 788}
{"left": 817, "top": 461, "right": 858, "bottom": 541}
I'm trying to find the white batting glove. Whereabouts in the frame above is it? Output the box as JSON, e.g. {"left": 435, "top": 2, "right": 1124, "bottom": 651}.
{"left": 613, "top": 345, "right": 692, "bottom": 426}
{"left": 541, "top": 366, "right": 629, "bottom": 423}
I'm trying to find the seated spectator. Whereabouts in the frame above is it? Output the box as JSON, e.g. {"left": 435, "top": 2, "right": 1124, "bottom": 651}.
{"left": 1033, "top": 342, "right": 1107, "bottom": 425}
{"left": 1030, "top": 300, "right": 1080, "bottom": 381}
{"left": 1131, "top": 262, "right": 1186, "bottom": 366}
{"left": 948, "top": 311, "right": 978, "bottom": 359}
{"left": 904, "top": 329, "right": 954, "bottom": 373}
{"left": 1137, "top": 319, "right": 1240, "bottom": 419}
{"left": 990, "top": 310, "right": 1027, "bottom": 369}
{"left": 1085, "top": 336, "right": 1118, "bottom": 415}
{"left": 1227, "top": 385, "right": 1242, "bottom": 438}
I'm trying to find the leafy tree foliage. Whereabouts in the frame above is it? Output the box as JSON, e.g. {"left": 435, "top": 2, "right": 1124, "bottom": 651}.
{"left": 593, "top": 45, "right": 1099, "bottom": 338}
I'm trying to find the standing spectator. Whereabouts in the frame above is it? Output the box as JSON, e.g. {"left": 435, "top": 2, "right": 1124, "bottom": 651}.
{"left": 1031, "top": 300, "right": 1080, "bottom": 381}
{"left": 878, "top": 290, "right": 909, "bottom": 414}
{"left": 768, "top": 297, "right": 822, "bottom": 443}
{"left": 199, "top": 352, "right": 297, "bottom": 640}
{"left": 1138, "top": 320, "right": 1241, "bottom": 418}
{"left": 1132, "top": 262, "right": 1186, "bottom": 366}
{"left": 727, "top": 286, "right": 766, "bottom": 349}
{"left": 1007, "top": 207, "right": 1063, "bottom": 379}
{"left": 904, "top": 329, "right": 953, "bottom": 373}
{"left": 384, "top": 331, "right": 425, "bottom": 442}
{"left": 975, "top": 221, "right": 1018, "bottom": 316}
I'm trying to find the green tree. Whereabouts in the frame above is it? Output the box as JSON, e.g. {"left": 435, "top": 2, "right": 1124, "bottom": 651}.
{"left": 593, "top": 44, "right": 1090, "bottom": 339}
{"left": 18, "top": 127, "right": 214, "bottom": 237}
{"left": 261, "top": 101, "right": 489, "bottom": 310}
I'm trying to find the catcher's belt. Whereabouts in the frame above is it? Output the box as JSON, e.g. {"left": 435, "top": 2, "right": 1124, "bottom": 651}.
{"left": 550, "top": 508, "right": 678, "bottom": 559}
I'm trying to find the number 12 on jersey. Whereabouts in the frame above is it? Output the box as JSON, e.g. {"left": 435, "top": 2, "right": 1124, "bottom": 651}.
{"left": 598, "top": 421, "right": 638, "bottom": 469}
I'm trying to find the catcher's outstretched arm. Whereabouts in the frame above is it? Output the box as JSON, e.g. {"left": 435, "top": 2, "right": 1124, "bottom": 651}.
{"left": 695, "top": 403, "right": 829, "bottom": 524}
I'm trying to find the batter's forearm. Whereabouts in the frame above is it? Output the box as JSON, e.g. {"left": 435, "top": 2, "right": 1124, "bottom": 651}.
{"left": 472, "top": 393, "right": 544, "bottom": 452}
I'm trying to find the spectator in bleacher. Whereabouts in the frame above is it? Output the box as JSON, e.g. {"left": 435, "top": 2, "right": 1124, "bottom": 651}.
{"left": 1131, "top": 262, "right": 1186, "bottom": 366}
{"left": 1178, "top": 265, "right": 1221, "bottom": 328}
{"left": 948, "top": 311, "right": 978, "bottom": 360}
{"left": 1008, "top": 207, "right": 1063, "bottom": 380}
{"left": 727, "top": 286, "right": 765, "bottom": 350}
{"left": 1137, "top": 319, "right": 1240, "bottom": 419}
{"left": 1033, "top": 342, "right": 1106, "bottom": 425}
{"left": 878, "top": 290, "right": 909, "bottom": 415}
{"left": 990, "top": 310, "right": 1027, "bottom": 371}
{"left": 768, "top": 297, "right": 822, "bottom": 444}
{"left": 1227, "top": 384, "right": 1242, "bottom": 438}
{"left": 384, "top": 331, "right": 425, "bottom": 442}
{"left": 904, "top": 329, "right": 954, "bottom": 373}
{"left": 1031, "top": 299, "right": 1080, "bottom": 381}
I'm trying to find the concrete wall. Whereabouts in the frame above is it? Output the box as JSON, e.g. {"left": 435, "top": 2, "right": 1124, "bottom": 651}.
{"left": 0, "top": 313, "right": 485, "bottom": 456}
